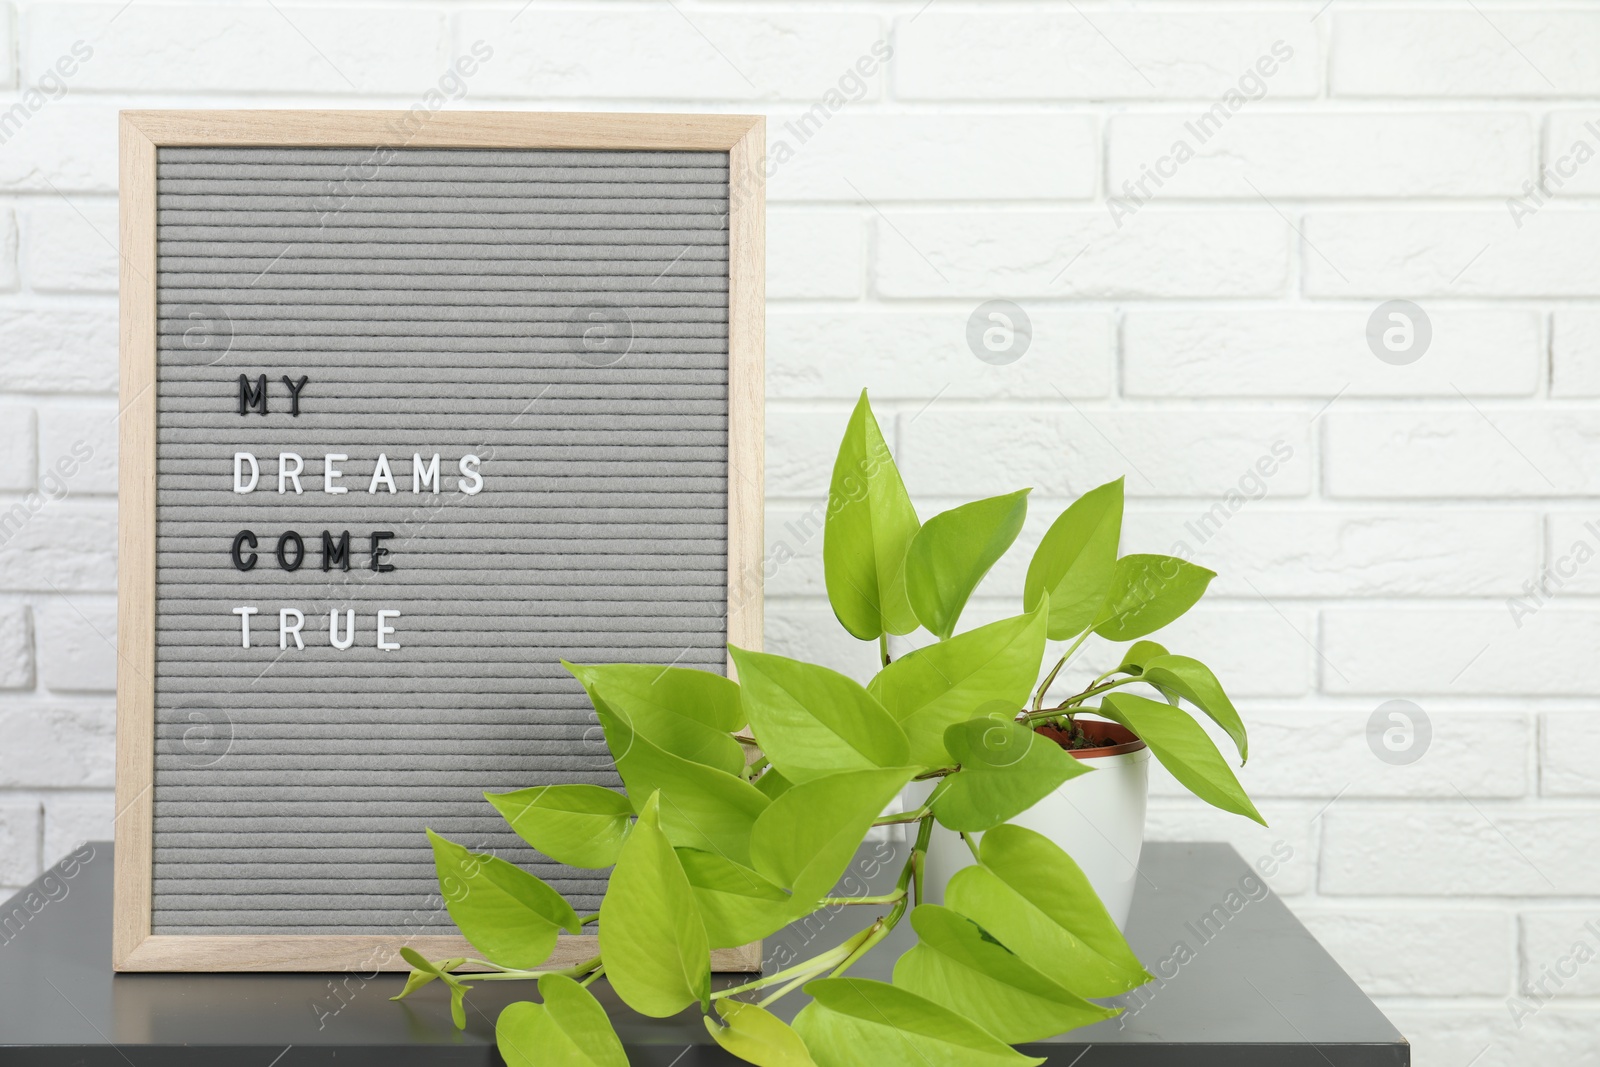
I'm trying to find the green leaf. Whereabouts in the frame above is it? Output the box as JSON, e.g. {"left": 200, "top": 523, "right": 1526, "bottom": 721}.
{"left": 391, "top": 968, "right": 438, "bottom": 1002}
{"left": 566, "top": 661, "right": 744, "bottom": 732}
{"left": 592, "top": 696, "right": 769, "bottom": 864}
{"left": 486, "top": 785, "right": 634, "bottom": 869}
{"left": 398, "top": 946, "right": 452, "bottom": 977}
{"left": 1092, "top": 554, "right": 1215, "bottom": 641}
{"left": 1116, "top": 640, "right": 1169, "bottom": 675}
{"left": 567, "top": 660, "right": 746, "bottom": 776}
{"left": 1100, "top": 694, "right": 1264, "bottom": 824}
{"left": 449, "top": 981, "right": 469, "bottom": 1029}
{"left": 945, "top": 824, "right": 1150, "bottom": 998}
{"left": 393, "top": 948, "right": 473, "bottom": 1026}
{"left": 930, "top": 717, "right": 1090, "bottom": 832}
{"left": 869, "top": 602, "right": 1047, "bottom": 768}
{"left": 750, "top": 766, "right": 919, "bottom": 903}
{"left": 754, "top": 767, "right": 794, "bottom": 800}
{"left": 497, "top": 975, "right": 628, "bottom": 1067}
{"left": 824, "top": 390, "right": 922, "bottom": 639}
{"left": 390, "top": 951, "right": 464, "bottom": 1002}
{"left": 427, "top": 830, "right": 579, "bottom": 969}
{"left": 1139, "top": 654, "right": 1248, "bottom": 763}
{"left": 903, "top": 489, "right": 1030, "bottom": 640}
{"left": 707, "top": 1000, "right": 820, "bottom": 1067}
{"left": 892, "top": 905, "right": 1117, "bottom": 1043}
{"left": 793, "top": 978, "right": 1044, "bottom": 1067}
{"left": 599, "top": 792, "right": 712, "bottom": 1018}
{"left": 730, "top": 646, "right": 909, "bottom": 783}
{"left": 678, "top": 848, "right": 798, "bottom": 948}
{"left": 1024, "top": 478, "right": 1124, "bottom": 640}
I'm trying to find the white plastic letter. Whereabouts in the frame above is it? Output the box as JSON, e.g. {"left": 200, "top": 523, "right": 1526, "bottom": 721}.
{"left": 413, "top": 453, "right": 440, "bottom": 494}
{"left": 278, "top": 452, "right": 304, "bottom": 494}
{"left": 368, "top": 453, "right": 397, "bottom": 495}
{"left": 376, "top": 609, "right": 401, "bottom": 651}
{"left": 233, "top": 453, "right": 259, "bottom": 494}
{"left": 329, "top": 609, "right": 355, "bottom": 650}
{"left": 324, "top": 454, "right": 348, "bottom": 495}
{"left": 232, "top": 606, "right": 259, "bottom": 648}
{"left": 457, "top": 454, "right": 482, "bottom": 496}
{"left": 280, "top": 608, "right": 305, "bottom": 650}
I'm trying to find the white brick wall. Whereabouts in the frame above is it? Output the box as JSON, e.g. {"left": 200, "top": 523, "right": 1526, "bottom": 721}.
{"left": 894, "top": 11, "right": 1320, "bottom": 100}
{"left": 1107, "top": 113, "right": 1535, "bottom": 199}
{"left": 873, "top": 210, "right": 1291, "bottom": 297}
{"left": 0, "top": 4, "right": 1592, "bottom": 1062}
{"left": 1123, "top": 309, "right": 1541, "bottom": 397}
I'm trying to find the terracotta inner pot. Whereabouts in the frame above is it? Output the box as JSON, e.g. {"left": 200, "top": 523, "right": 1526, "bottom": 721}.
{"left": 1033, "top": 717, "right": 1147, "bottom": 760}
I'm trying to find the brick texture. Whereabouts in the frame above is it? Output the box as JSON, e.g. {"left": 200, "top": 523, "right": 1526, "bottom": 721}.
{"left": 0, "top": 7, "right": 1589, "bottom": 1061}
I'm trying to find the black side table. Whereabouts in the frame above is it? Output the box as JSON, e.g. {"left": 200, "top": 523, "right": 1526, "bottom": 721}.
{"left": 0, "top": 841, "right": 1407, "bottom": 1065}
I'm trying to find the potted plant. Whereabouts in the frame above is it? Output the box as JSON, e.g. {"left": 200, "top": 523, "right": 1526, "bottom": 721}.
{"left": 395, "top": 391, "right": 1263, "bottom": 1067}
{"left": 820, "top": 393, "right": 1261, "bottom": 924}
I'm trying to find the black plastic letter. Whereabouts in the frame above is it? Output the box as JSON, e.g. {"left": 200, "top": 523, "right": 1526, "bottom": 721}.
{"left": 369, "top": 531, "right": 395, "bottom": 573}
{"left": 231, "top": 530, "right": 258, "bottom": 571}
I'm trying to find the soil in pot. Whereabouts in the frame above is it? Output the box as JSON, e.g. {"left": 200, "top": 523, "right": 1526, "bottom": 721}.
{"left": 1032, "top": 716, "right": 1147, "bottom": 759}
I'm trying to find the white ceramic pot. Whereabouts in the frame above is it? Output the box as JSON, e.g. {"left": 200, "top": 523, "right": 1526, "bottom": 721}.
{"left": 912, "top": 718, "right": 1151, "bottom": 930}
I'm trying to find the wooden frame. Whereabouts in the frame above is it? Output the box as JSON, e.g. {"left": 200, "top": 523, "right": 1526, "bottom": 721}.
{"left": 116, "top": 110, "right": 766, "bottom": 972}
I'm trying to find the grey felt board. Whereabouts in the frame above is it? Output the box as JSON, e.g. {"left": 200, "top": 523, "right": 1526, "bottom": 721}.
{"left": 151, "top": 147, "right": 732, "bottom": 934}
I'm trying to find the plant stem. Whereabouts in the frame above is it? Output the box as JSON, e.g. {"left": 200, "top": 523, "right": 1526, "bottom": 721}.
{"left": 1032, "top": 629, "right": 1092, "bottom": 711}
{"left": 452, "top": 958, "right": 512, "bottom": 973}
{"left": 730, "top": 814, "right": 934, "bottom": 1010}
{"left": 878, "top": 633, "right": 891, "bottom": 668}
{"left": 580, "top": 965, "right": 605, "bottom": 988}
{"left": 458, "top": 954, "right": 602, "bottom": 982}
{"left": 909, "top": 813, "right": 932, "bottom": 908}
{"left": 817, "top": 888, "right": 906, "bottom": 907}
{"left": 872, "top": 805, "right": 930, "bottom": 826}
{"left": 713, "top": 937, "right": 861, "bottom": 1001}
{"left": 810, "top": 821, "right": 929, "bottom": 994}
{"left": 745, "top": 755, "right": 770, "bottom": 781}
{"left": 1019, "top": 676, "right": 1142, "bottom": 724}
{"left": 822, "top": 917, "right": 890, "bottom": 982}
{"left": 755, "top": 928, "right": 875, "bottom": 1008}
{"left": 959, "top": 831, "right": 981, "bottom": 862}
{"left": 755, "top": 970, "right": 822, "bottom": 1008}
{"left": 1067, "top": 675, "right": 1139, "bottom": 706}
{"left": 875, "top": 816, "right": 926, "bottom": 939}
